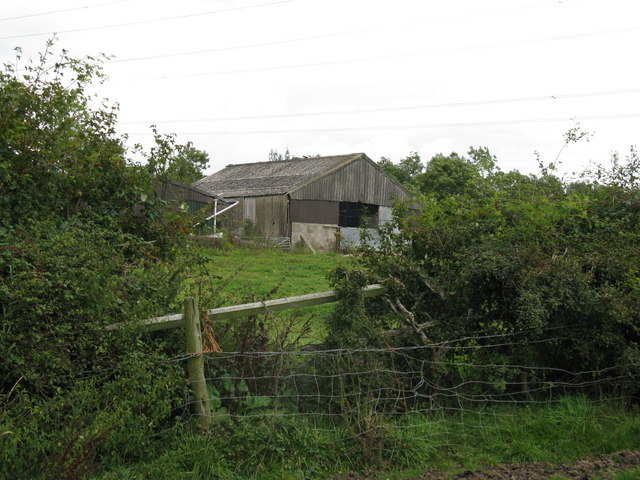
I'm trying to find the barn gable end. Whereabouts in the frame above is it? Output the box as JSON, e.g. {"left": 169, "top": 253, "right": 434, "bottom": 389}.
{"left": 289, "top": 154, "right": 410, "bottom": 205}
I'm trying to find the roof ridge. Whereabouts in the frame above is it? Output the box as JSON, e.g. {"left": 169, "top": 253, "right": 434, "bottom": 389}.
{"left": 223, "top": 152, "right": 365, "bottom": 168}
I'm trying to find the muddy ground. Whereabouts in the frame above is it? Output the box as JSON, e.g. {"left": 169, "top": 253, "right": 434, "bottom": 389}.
{"left": 335, "top": 450, "right": 640, "bottom": 479}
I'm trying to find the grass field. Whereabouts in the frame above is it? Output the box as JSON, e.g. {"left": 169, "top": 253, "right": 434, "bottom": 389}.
{"left": 206, "top": 248, "right": 344, "bottom": 301}
{"left": 188, "top": 247, "right": 346, "bottom": 345}
{"left": 96, "top": 396, "right": 640, "bottom": 480}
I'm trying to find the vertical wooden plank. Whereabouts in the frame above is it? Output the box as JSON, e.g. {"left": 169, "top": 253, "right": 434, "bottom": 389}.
{"left": 184, "top": 297, "right": 212, "bottom": 430}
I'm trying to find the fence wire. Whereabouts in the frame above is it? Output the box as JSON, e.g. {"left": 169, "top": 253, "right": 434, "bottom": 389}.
{"left": 167, "top": 330, "right": 639, "bottom": 448}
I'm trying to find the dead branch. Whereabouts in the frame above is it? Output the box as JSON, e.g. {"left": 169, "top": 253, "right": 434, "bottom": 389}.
{"left": 385, "top": 297, "right": 431, "bottom": 346}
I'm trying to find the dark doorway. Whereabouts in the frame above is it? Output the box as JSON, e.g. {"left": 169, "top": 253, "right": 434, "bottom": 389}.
{"left": 338, "top": 202, "right": 379, "bottom": 227}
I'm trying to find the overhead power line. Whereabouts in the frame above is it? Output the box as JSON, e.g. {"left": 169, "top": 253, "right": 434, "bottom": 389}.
{"left": 107, "top": 0, "right": 576, "bottom": 64}
{"left": 110, "top": 29, "right": 367, "bottom": 63}
{"left": 0, "top": 0, "right": 570, "bottom": 39}
{"left": 0, "top": 0, "right": 130, "bottom": 22}
{"left": 118, "top": 24, "right": 640, "bottom": 79}
{"left": 119, "top": 88, "right": 640, "bottom": 125}
{"left": 125, "top": 113, "right": 640, "bottom": 136}
{"left": 0, "top": 0, "right": 294, "bottom": 40}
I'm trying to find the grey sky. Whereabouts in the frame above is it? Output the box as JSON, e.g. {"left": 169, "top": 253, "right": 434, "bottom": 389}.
{"left": 1, "top": 0, "right": 638, "bottom": 178}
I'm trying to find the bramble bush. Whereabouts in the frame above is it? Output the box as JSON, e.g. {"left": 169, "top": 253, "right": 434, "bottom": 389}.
{"left": 0, "top": 41, "right": 210, "bottom": 478}
{"left": 322, "top": 150, "right": 640, "bottom": 462}
{"left": 331, "top": 148, "right": 640, "bottom": 395}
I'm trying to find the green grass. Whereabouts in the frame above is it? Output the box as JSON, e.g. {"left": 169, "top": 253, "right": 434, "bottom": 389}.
{"left": 614, "top": 468, "right": 640, "bottom": 480}
{"left": 95, "top": 397, "right": 640, "bottom": 480}
{"left": 427, "top": 397, "right": 640, "bottom": 467}
{"left": 205, "top": 247, "right": 344, "bottom": 302}
{"left": 190, "top": 247, "right": 346, "bottom": 343}
{"left": 360, "top": 396, "right": 640, "bottom": 478}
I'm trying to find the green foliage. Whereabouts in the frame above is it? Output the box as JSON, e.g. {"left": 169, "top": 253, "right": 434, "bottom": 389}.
{"left": 0, "top": 37, "right": 198, "bottom": 394}
{"left": 326, "top": 144, "right": 640, "bottom": 466}
{"left": 0, "top": 41, "right": 204, "bottom": 256}
{"left": 140, "top": 126, "right": 210, "bottom": 184}
{"left": 614, "top": 468, "right": 640, "bottom": 480}
{"left": 86, "top": 397, "right": 640, "bottom": 479}
{"left": 0, "top": 43, "right": 141, "bottom": 228}
{"left": 1, "top": 349, "right": 184, "bottom": 479}
{"left": 415, "top": 151, "right": 483, "bottom": 197}
{"left": 0, "top": 42, "right": 214, "bottom": 478}
{"left": 0, "top": 220, "right": 185, "bottom": 394}
{"left": 0, "top": 217, "right": 193, "bottom": 478}
{"left": 326, "top": 265, "right": 389, "bottom": 347}
{"left": 332, "top": 146, "right": 640, "bottom": 388}
{"left": 378, "top": 151, "right": 424, "bottom": 187}
{"left": 378, "top": 148, "right": 500, "bottom": 196}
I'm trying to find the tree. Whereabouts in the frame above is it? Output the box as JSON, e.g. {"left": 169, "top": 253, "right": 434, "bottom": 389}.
{"left": 141, "top": 126, "right": 210, "bottom": 184}
{"left": 413, "top": 147, "right": 506, "bottom": 198}
{"left": 268, "top": 148, "right": 292, "bottom": 161}
{"left": 415, "top": 152, "right": 482, "bottom": 197}
{"left": 0, "top": 41, "right": 207, "bottom": 246}
{"left": 0, "top": 42, "right": 137, "bottom": 226}
{"left": 377, "top": 151, "right": 424, "bottom": 187}
{"left": 467, "top": 146, "right": 497, "bottom": 175}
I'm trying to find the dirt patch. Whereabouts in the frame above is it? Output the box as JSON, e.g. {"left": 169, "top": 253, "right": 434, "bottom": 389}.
{"left": 334, "top": 450, "right": 640, "bottom": 480}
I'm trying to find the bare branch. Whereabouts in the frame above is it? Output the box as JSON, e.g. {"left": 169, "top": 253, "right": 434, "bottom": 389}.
{"left": 384, "top": 297, "right": 431, "bottom": 345}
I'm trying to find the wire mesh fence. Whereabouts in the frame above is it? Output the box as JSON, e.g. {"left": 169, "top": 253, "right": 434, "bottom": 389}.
{"left": 170, "top": 329, "right": 639, "bottom": 451}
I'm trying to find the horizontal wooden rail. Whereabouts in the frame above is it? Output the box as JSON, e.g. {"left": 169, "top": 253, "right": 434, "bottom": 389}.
{"left": 106, "top": 284, "right": 385, "bottom": 332}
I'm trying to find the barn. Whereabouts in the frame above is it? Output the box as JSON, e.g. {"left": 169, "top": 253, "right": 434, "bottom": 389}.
{"left": 192, "top": 153, "right": 412, "bottom": 250}
{"left": 156, "top": 180, "right": 217, "bottom": 212}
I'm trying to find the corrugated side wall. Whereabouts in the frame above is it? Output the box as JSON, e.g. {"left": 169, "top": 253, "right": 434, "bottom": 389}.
{"left": 290, "top": 199, "right": 339, "bottom": 225}
{"left": 290, "top": 157, "right": 411, "bottom": 206}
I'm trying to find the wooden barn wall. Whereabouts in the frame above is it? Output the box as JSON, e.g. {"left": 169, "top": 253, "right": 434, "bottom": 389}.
{"left": 216, "top": 196, "right": 287, "bottom": 237}
{"left": 290, "top": 199, "right": 339, "bottom": 225}
{"left": 216, "top": 197, "right": 246, "bottom": 231}
{"left": 290, "top": 158, "right": 410, "bottom": 205}
{"left": 254, "top": 195, "right": 288, "bottom": 237}
{"left": 243, "top": 198, "right": 256, "bottom": 223}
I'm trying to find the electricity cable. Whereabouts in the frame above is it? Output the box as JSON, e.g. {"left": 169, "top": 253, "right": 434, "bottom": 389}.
{"left": 125, "top": 113, "right": 640, "bottom": 135}
{"left": 110, "top": 29, "right": 369, "bottom": 63}
{"left": 119, "top": 88, "right": 640, "bottom": 125}
{"left": 0, "top": 0, "right": 294, "bottom": 40}
{"left": 0, "top": 0, "right": 130, "bottom": 22}
{"left": 115, "top": 24, "right": 640, "bottom": 78}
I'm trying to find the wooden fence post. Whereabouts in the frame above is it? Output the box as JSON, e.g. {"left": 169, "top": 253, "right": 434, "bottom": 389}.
{"left": 184, "top": 297, "right": 212, "bottom": 430}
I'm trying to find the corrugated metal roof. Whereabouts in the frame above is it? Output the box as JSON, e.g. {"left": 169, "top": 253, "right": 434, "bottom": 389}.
{"left": 157, "top": 181, "right": 234, "bottom": 204}
{"left": 193, "top": 153, "right": 363, "bottom": 198}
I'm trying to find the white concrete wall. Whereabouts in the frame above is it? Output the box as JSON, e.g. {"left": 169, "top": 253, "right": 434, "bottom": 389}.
{"left": 339, "top": 227, "right": 381, "bottom": 250}
{"left": 291, "top": 222, "right": 339, "bottom": 252}
{"left": 379, "top": 205, "right": 393, "bottom": 224}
